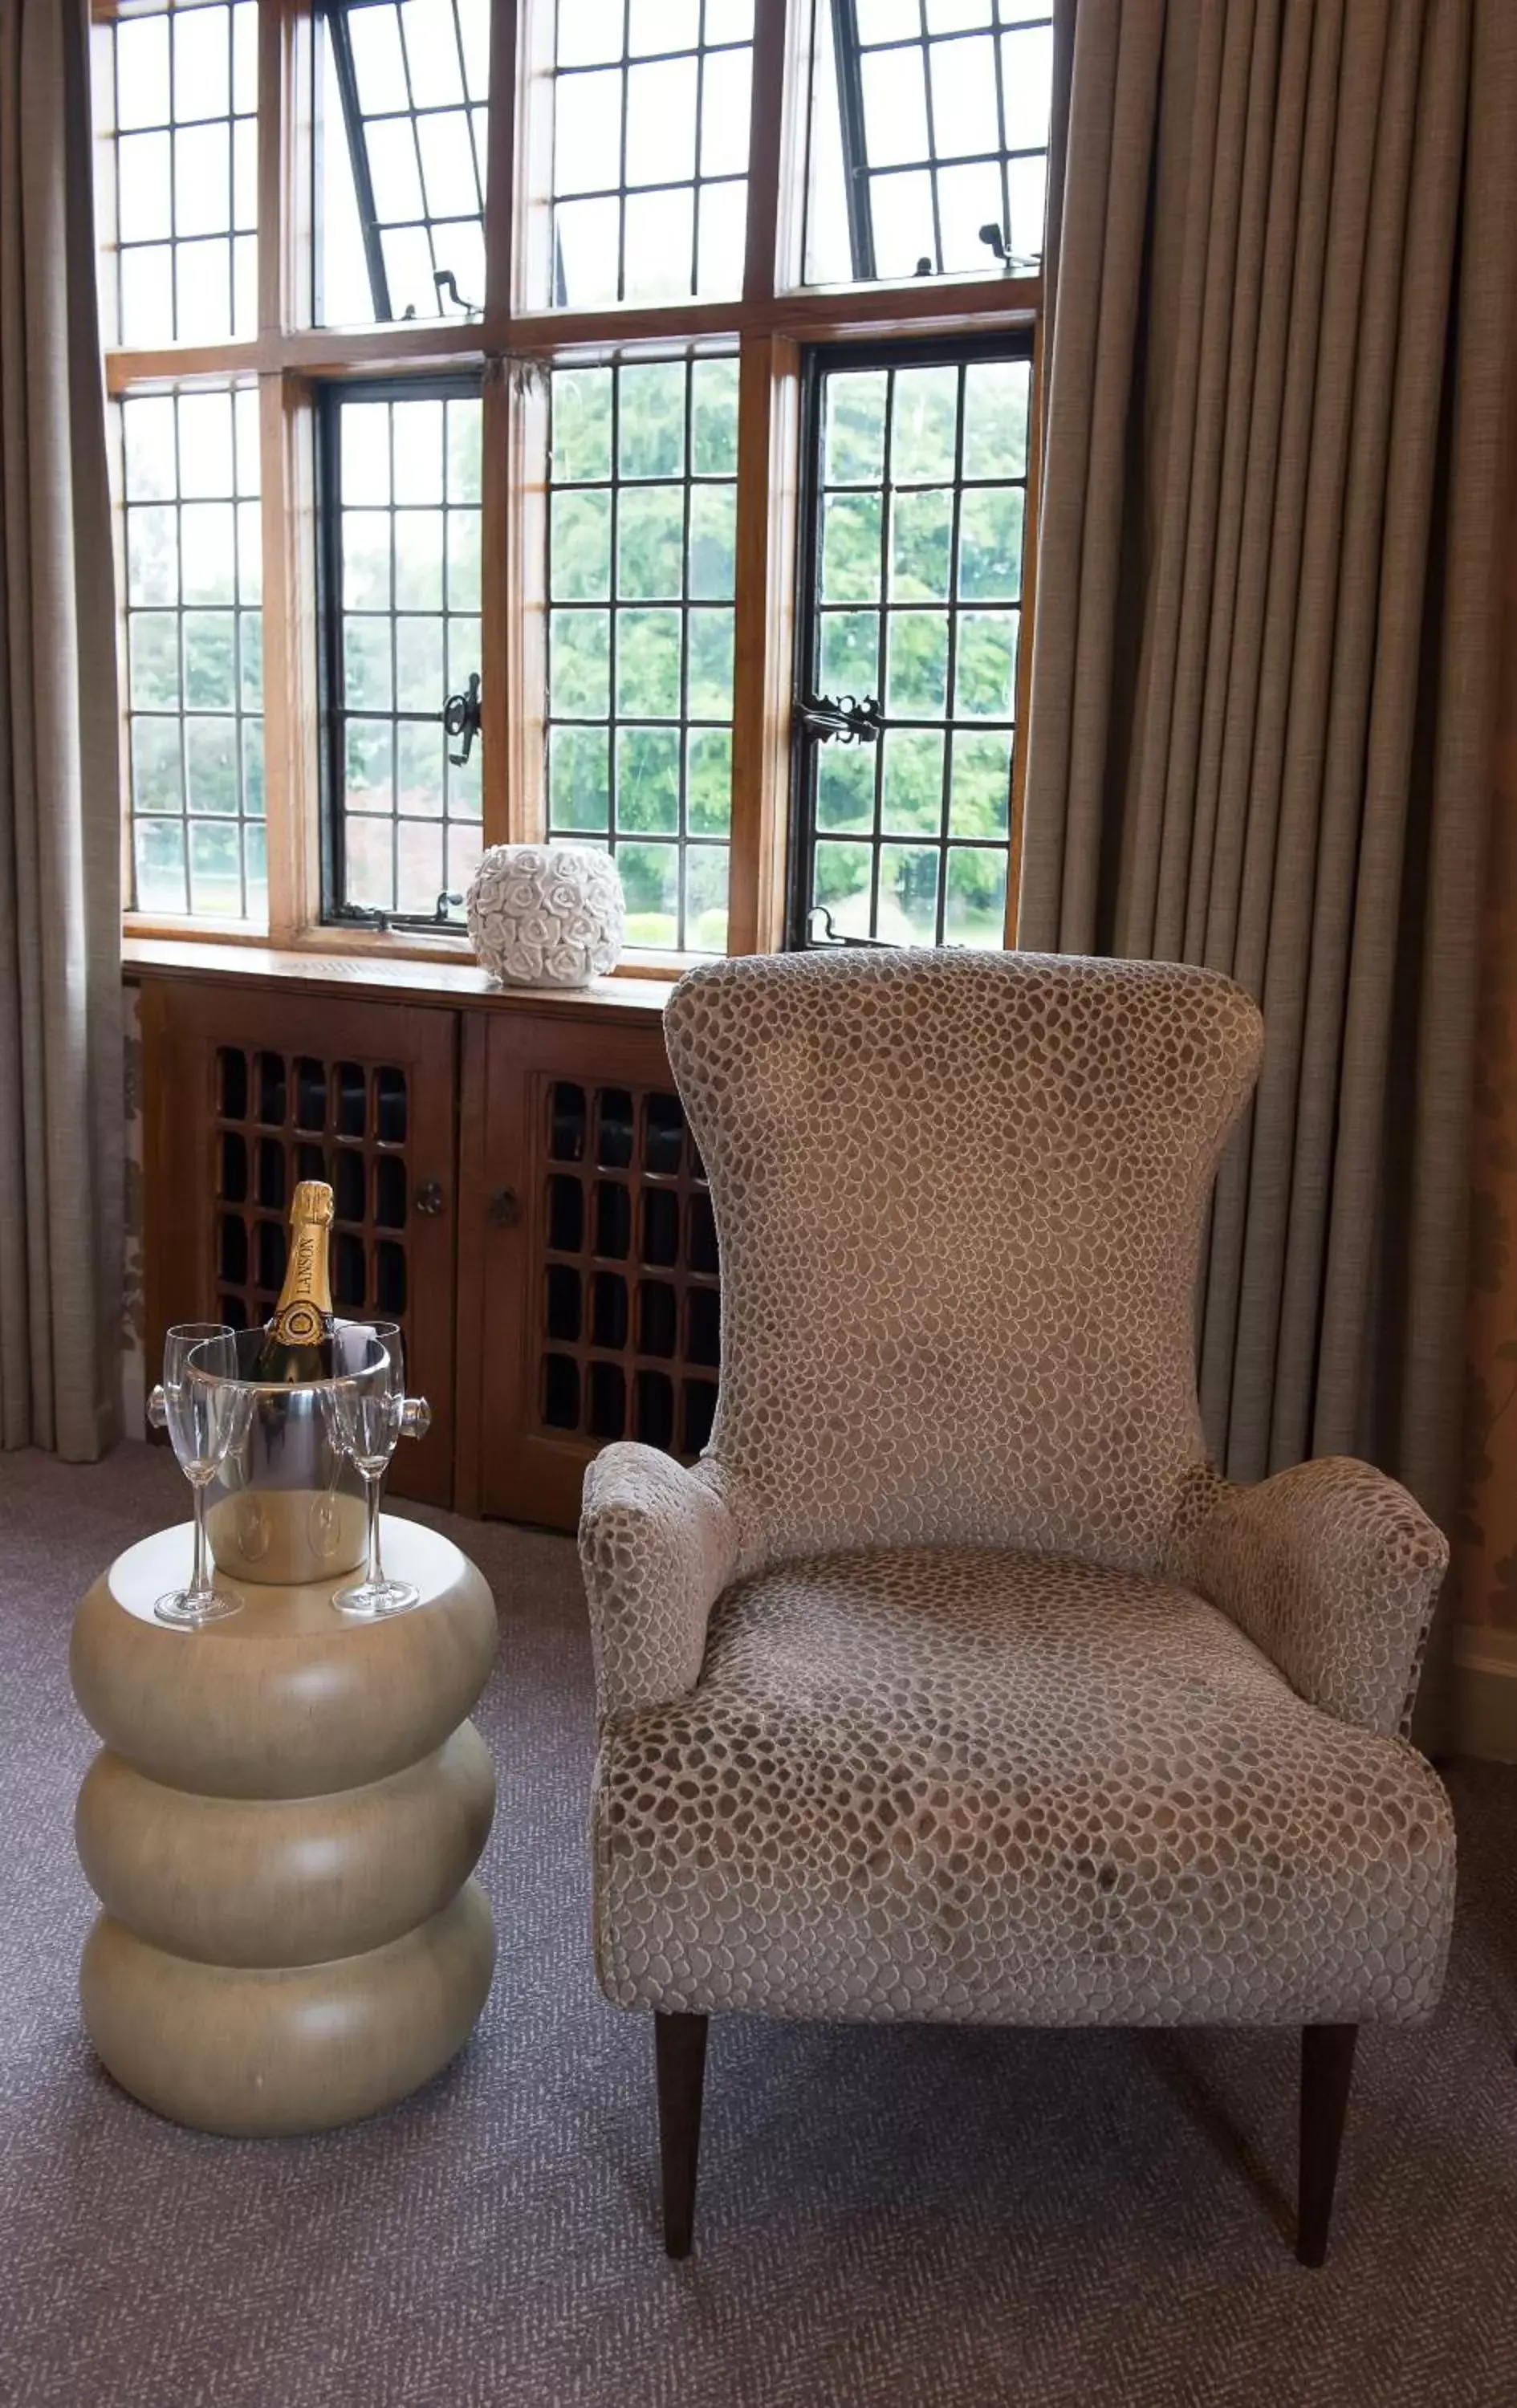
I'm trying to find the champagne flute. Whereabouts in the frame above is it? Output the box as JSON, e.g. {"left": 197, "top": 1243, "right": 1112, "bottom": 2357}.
{"left": 329, "top": 1321, "right": 420, "bottom": 1618}
{"left": 154, "top": 1325, "right": 248, "bottom": 1627}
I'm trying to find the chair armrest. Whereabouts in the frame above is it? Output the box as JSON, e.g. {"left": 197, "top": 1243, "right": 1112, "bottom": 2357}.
{"left": 579, "top": 1443, "right": 742, "bottom": 1719}
{"left": 1181, "top": 1458, "right": 1448, "bottom": 1737}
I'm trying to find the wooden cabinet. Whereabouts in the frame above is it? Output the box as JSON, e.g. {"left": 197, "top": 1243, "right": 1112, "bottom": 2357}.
{"left": 132, "top": 950, "right": 710, "bottom": 1531}
{"left": 456, "top": 1012, "right": 720, "bottom": 1528}
{"left": 140, "top": 978, "right": 460, "bottom": 1505}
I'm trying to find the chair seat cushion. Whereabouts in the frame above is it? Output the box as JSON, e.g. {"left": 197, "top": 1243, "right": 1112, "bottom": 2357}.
{"left": 593, "top": 1548, "right": 1455, "bottom": 2028}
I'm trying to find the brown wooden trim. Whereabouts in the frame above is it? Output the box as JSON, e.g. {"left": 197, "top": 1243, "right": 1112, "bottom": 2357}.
{"left": 124, "top": 916, "right": 703, "bottom": 978}
{"left": 451, "top": 1011, "right": 493, "bottom": 1519}
{"left": 727, "top": 333, "right": 800, "bottom": 957}
{"left": 484, "top": 0, "right": 520, "bottom": 323}
{"left": 770, "top": 0, "right": 815, "bottom": 301}
{"left": 261, "top": 373, "right": 321, "bottom": 942}
{"left": 258, "top": 0, "right": 283, "bottom": 337}
{"left": 503, "top": 358, "right": 549, "bottom": 844}
{"left": 480, "top": 360, "right": 512, "bottom": 852}
{"left": 136, "top": 978, "right": 173, "bottom": 1409}
{"left": 514, "top": 0, "right": 556, "bottom": 316}
{"left": 742, "top": 0, "right": 789, "bottom": 307}
{"left": 107, "top": 344, "right": 268, "bottom": 395}
{"left": 1005, "top": 309, "right": 1044, "bottom": 943}
{"left": 104, "top": 279, "right": 1043, "bottom": 392}
{"left": 105, "top": 329, "right": 482, "bottom": 394}
{"left": 259, "top": 1, "right": 312, "bottom": 339}
{"left": 124, "top": 935, "right": 675, "bottom": 1019}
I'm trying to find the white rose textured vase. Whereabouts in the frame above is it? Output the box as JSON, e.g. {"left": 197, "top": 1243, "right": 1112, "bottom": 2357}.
{"left": 465, "top": 844, "right": 626, "bottom": 989}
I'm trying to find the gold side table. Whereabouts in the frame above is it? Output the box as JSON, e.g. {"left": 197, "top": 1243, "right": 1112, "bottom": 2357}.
{"left": 69, "top": 1516, "right": 498, "bottom": 2137}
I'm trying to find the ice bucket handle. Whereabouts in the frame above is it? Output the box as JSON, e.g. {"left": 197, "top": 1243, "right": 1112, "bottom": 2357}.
{"left": 148, "top": 1381, "right": 429, "bottom": 1437}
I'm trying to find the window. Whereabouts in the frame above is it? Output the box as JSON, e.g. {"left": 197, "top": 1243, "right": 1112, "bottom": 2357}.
{"left": 533, "top": 0, "right": 754, "bottom": 309}
{"left": 94, "top": 0, "right": 259, "bottom": 344}
{"left": 100, "top": 1, "right": 1054, "bottom": 956}
{"left": 792, "top": 340, "right": 1030, "bottom": 946}
{"left": 120, "top": 386, "right": 265, "bottom": 918}
{"left": 803, "top": 0, "right": 1054, "bottom": 286}
{"left": 545, "top": 359, "right": 738, "bottom": 951}
{"left": 322, "top": 384, "right": 484, "bottom": 921}
{"left": 317, "top": 0, "right": 491, "bottom": 325}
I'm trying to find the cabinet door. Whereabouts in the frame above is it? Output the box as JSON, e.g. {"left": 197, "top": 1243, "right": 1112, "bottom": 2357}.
{"left": 141, "top": 980, "right": 459, "bottom": 1507}
{"left": 461, "top": 1013, "right": 722, "bottom": 1530}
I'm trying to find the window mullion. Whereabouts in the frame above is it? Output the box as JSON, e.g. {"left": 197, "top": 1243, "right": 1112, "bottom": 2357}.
{"left": 486, "top": 356, "right": 538, "bottom": 846}
{"left": 727, "top": 331, "right": 800, "bottom": 958}
{"left": 261, "top": 371, "right": 322, "bottom": 942}
{"left": 744, "top": 0, "right": 798, "bottom": 304}
{"left": 483, "top": 0, "right": 519, "bottom": 322}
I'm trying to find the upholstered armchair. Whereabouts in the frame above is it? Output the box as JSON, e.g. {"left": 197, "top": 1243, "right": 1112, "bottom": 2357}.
{"left": 580, "top": 952, "right": 1454, "bottom": 2264}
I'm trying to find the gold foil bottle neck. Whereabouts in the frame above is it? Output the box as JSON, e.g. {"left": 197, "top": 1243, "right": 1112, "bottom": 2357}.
{"left": 290, "top": 1180, "right": 335, "bottom": 1228}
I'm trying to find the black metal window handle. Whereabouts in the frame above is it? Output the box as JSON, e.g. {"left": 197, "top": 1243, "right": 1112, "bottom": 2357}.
{"left": 807, "top": 906, "right": 894, "bottom": 949}
{"left": 433, "top": 269, "right": 480, "bottom": 319}
{"left": 795, "top": 693, "right": 884, "bottom": 745}
{"left": 443, "top": 673, "right": 482, "bottom": 767}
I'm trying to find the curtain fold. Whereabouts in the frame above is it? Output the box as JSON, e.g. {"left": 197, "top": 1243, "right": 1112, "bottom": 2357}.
{"left": 1020, "top": 0, "right": 1517, "bottom": 1576}
{"left": 0, "top": 0, "right": 122, "bottom": 1458}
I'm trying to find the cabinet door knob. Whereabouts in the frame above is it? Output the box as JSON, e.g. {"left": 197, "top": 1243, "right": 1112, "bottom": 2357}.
{"left": 414, "top": 1179, "right": 445, "bottom": 1216}
{"left": 488, "top": 1186, "right": 519, "bottom": 1226}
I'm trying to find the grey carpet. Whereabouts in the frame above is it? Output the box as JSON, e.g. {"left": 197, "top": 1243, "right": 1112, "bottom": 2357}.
{"left": 2, "top": 1444, "right": 1516, "bottom": 2408}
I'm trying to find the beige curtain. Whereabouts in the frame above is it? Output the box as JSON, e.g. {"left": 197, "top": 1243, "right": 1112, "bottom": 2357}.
{"left": 1021, "top": 0, "right": 1517, "bottom": 1563}
{"left": 0, "top": 0, "right": 122, "bottom": 1457}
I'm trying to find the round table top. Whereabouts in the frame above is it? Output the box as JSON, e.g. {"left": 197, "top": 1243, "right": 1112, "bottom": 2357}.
{"left": 101, "top": 1513, "right": 470, "bottom": 1637}
{"left": 71, "top": 1515, "right": 499, "bottom": 1799}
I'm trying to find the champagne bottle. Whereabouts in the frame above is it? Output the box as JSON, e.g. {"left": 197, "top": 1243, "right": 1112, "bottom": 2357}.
{"left": 254, "top": 1180, "right": 337, "bottom": 1382}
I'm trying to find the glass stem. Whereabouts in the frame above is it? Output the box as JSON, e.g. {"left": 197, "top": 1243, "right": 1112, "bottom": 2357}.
{"left": 364, "top": 1470, "right": 382, "bottom": 1588}
{"left": 190, "top": 1477, "right": 211, "bottom": 1599}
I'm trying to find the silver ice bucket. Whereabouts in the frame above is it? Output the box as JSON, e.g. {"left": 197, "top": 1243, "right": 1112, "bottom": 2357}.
{"left": 148, "top": 1325, "right": 430, "bottom": 1587}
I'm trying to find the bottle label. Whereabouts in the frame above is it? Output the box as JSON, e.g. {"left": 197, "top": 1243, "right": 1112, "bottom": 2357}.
{"left": 270, "top": 1224, "right": 331, "bottom": 1344}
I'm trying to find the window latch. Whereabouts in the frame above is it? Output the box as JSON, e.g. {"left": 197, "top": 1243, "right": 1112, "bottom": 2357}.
{"left": 978, "top": 222, "right": 1039, "bottom": 275}
{"left": 442, "top": 672, "right": 482, "bottom": 767}
{"left": 807, "top": 906, "right": 895, "bottom": 949}
{"left": 434, "top": 268, "right": 481, "bottom": 320}
{"left": 795, "top": 692, "right": 883, "bottom": 745}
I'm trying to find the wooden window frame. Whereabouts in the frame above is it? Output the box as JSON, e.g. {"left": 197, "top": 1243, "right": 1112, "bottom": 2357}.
{"left": 104, "top": 0, "right": 1042, "bottom": 969}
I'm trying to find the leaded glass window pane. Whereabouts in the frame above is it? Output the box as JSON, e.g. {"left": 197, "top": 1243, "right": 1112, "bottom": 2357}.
{"left": 803, "top": 0, "right": 1053, "bottom": 287}
{"left": 545, "top": 359, "right": 738, "bottom": 951}
{"left": 317, "top": 0, "right": 490, "bottom": 327}
{"left": 326, "top": 388, "right": 484, "bottom": 919}
{"left": 545, "top": 1, "right": 754, "bottom": 308}
{"left": 120, "top": 387, "right": 266, "bottom": 919}
{"left": 796, "top": 343, "right": 1031, "bottom": 946}
{"left": 93, "top": 0, "right": 258, "bottom": 346}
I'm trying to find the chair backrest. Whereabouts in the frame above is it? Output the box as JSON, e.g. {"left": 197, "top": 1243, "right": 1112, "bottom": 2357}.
{"left": 664, "top": 949, "right": 1263, "bottom": 1572}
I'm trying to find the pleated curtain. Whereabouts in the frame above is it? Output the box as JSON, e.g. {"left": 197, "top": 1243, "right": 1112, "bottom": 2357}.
{"left": 1020, "top": 0, "right": 1517, "bottom": 1574}
{"left": 0, "top": 0, "right": 122, "bottom": 1457}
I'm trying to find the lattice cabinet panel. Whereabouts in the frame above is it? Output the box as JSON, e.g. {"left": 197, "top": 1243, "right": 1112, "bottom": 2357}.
{"left": 534, "top": 1077, "right": 720, "bottom": 1458}
{"left": 140, "top": 980, "right": 458, "bottom": 1507}
{"left": 465, "top": 1011, "right": 721, "bottom": 1528}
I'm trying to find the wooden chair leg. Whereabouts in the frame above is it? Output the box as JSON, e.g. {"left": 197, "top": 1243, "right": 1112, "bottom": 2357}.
{"left": 1297, "top": 2024, "right": 1358, "bottom": 2266}
{"left": 655, "top": 2011, "right": 709, "bottom": 2259}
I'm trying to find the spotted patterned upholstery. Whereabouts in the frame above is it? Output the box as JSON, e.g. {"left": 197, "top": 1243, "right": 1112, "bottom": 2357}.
{"left": 580, "top": 951, "right": 1455, "bottom": 2031}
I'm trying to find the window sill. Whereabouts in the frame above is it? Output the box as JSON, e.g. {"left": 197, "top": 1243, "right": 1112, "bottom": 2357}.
{"left": 122, "top": 915, "right": 708, "bottom": 986}
{"left": 121, "top": 934, "right": 678, "bottom": 1019}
